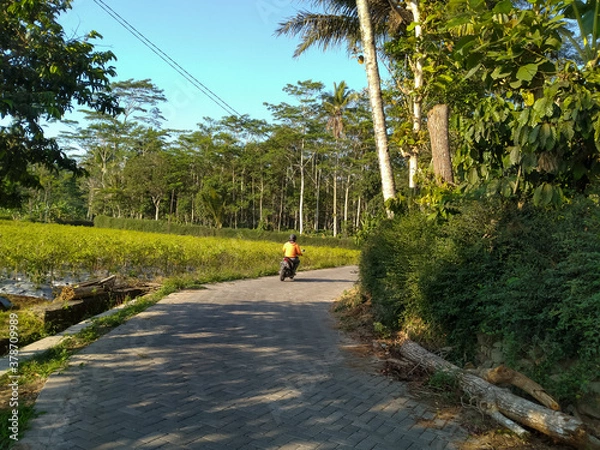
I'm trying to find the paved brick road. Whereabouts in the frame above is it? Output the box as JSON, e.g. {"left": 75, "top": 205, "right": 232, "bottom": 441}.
{"left": 15, "top": 266, "right": 468, "bottom": 450}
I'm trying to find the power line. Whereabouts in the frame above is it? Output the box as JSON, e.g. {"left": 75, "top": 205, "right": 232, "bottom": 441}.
{"left": 91, "top": 0, "right": 242, "bottom": 118}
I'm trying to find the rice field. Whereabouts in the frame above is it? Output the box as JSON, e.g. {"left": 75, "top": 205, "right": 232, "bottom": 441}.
{"left": 0, "top": 220, "right": 359, "bottom": 284}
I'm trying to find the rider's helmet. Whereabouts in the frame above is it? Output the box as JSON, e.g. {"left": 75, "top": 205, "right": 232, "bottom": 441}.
{"left": 289, "top": 234, "right": 297, "bottom": 242}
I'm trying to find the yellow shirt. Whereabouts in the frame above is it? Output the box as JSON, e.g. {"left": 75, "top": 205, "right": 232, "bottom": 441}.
{"left": 282, "top": 241, "right": 303, "bottom": 258}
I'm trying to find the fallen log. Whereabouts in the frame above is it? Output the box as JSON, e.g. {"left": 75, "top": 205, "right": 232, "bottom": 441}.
{"left": 395, "top": 338, "right": 600, "bottom": 449}
{"left": 75, "top": 275, "right": 116, "bottom": 290}
{"left": 474, "top": 364, "right": 560, "bottom": 411}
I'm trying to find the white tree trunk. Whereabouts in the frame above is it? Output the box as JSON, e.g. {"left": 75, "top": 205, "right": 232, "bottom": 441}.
{"left": 333, "top": 169, "right": 337, "bottom": 236}
{"left": 344, "top": 174, "right": 350, "bottom": 226}
{"left": 315, "top": 167, "right": 321, "bottom": 231}
{"left": 407, "top": 0, "right": 423, "bottom": 190}
{"left": 356, "top": 0, "right": 396, "bottom": 216}
{"left": 299, "top": 143, "right": 305, "bottom": 234}
{"left": 355, "top": 196, "right": 361, "bottom": 229}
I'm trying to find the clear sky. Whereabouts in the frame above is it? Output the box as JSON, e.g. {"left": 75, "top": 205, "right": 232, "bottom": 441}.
{"left": 54, "top": 0, "right": 370, "bottom": 133}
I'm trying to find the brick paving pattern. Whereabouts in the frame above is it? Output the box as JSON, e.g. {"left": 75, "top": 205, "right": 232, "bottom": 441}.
{"left": 15, "top": 266, "right": 469, "bottom": 449}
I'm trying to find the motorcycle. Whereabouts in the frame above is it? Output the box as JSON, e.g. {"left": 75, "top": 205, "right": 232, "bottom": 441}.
{"left": 279, "top": 250, "right": 305, "bottom": 281}
{"left": 279, "top": 257, "right": 296, "bottom": 281}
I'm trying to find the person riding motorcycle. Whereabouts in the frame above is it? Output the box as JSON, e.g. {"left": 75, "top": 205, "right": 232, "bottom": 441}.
{"left": 282, "top": 234, "right": 303, "bottom": 276}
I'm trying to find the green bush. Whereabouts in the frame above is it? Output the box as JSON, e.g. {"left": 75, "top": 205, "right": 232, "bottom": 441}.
{"left": 359, "top": 197, "right": 600, "bottom": 406}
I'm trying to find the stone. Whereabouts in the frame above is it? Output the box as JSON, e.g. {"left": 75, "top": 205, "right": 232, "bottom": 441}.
{"left": 0, "top": 296, "right": 13, "bottom": 310}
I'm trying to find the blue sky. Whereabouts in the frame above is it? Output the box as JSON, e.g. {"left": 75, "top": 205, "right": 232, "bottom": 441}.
{"left": 55, "top": 0, "right": 370, "bottom": 133}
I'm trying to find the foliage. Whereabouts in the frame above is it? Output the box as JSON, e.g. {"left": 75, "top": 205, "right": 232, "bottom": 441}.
{"left": 560, "top": 0, "right": 600, "bottom": 64}
{"left": 45, "top": 79, "right": 384, "bottom": 235}
{"left": 0, "top": 0, "right": 119, "bottom": 208}
{"left": 359, "top": 197, "right": 600, "bottom": 406}
{"left": 426, "top": 370, "right": 462, "bottom": 404}
{"left": 447, "top": 0, "right": 600, "bottom": 205}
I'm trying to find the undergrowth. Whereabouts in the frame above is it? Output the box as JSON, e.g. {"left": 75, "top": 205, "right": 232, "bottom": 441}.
{"left": 359, "top": 196, "right": 600, "bottom": 409}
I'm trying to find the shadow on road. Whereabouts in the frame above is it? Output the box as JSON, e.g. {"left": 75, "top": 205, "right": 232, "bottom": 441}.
{"left": 18, "top": 266, "right": 466, "bottom": 449}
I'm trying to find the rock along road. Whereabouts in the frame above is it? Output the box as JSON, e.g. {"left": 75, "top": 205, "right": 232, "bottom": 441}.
{"left": 15, "top": 266, "right": 468, "bottom": 450}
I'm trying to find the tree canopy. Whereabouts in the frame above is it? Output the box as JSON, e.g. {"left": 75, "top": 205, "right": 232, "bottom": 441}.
{"left": 0, "top": 0, "right": 119, "bottom": 207}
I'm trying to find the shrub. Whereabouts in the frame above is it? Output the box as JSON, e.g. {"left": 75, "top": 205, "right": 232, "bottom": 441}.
{"left": 359, "top": 197, "right": 600, "bottom": 406}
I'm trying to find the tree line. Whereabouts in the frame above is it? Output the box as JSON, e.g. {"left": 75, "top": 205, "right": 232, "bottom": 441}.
{"left": 18, "top": 79, "right": 391, "bottom": 236}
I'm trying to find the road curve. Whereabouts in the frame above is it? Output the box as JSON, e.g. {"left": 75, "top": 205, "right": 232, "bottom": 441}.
{"left": 14, "top": 266, "right": 468, "bottom": 450}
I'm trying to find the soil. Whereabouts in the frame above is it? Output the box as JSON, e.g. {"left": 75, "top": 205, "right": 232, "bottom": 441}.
{"left": 330, "top": 291, "right": 575, "bottom": 450}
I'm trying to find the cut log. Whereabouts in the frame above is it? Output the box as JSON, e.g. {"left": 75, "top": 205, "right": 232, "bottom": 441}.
{"left": 475, "top": 364, "right": 560, "bottom": 411}
{"left": 394, "top": 339, "right": 600, "bottom": 449}
{"left": 57, "top": 275, "right": 117, "bottom": 301}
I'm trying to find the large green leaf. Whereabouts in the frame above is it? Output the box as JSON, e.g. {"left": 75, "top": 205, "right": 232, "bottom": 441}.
{"left": 465, "top": 63, "right": 482, "bottom": 80}
{"left": 516, "top": 64, "right": 539, "bottom": 82}
{"left": 509, "top": 146, "right": 521, "bottom": 165}
{"left": 533, "top": 182, "right": 555, "bottom": 206}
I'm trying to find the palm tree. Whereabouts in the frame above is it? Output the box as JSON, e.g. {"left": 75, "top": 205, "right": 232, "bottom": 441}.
{"left": 277, "top": 0, "right": 403, "bottom": 217}
{"left": 323, "top": 80, "right": 355, "bottom": 235}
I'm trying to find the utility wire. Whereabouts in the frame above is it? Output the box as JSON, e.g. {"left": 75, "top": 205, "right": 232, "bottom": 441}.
{"left": 92, "top": 0, "right": 242, "bottom": 118}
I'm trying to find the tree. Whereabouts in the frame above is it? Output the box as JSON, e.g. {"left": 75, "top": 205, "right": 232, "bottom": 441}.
{"left": 356, "top": 0, "right": 397, "bottom": 216}
{"left": 0, "top": 0, "right": 119, "bottom": 207}
{"left": 110, "top": 79, "right": 167, "bottom": 127}
{"left": 63, "top": 79, "right": 167, "bottom": 217}
{"left": 123, "top": 150, "right": 170, "bottom": 221}
{"left": 277, "top": 0, "right": 398, "bottom": 216}
{"left": 561, "top": 0, "right": 600, "bottom": 65}
{"left": 323, "top": 81, "right": 356, "bottom": 235}
{"left": 266, "top": 80, "right": 326, "bottom": 234}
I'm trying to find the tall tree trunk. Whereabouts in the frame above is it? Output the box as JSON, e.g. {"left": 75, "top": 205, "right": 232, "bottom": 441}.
{"left": 333, "top": 143, "right": 340, "bottom": 237}
{"left": 315, "top": 168, "right": 321, "bottom": 232}
{"left": 251, "top": 178, "right": 256, "bottom": 228}
{"left": 356, "top": 0, "right": 396, "bottom": 217}
{"left": 169, "top": 189, "right": 175, "bottom": 219}
{"left": 356, "top": 196, "right": 361, "bottom": 230}
{"left": 344, "top": 174, "right": 350, "bottom": 233}
{"left": 333, "top": 168, "right": 338, "bottom": 237}
{"left": 279, "top": 178, "right": 285, "bottom": 232}
{"left": 259, "top": 177, "right": 265, "bottom": 224}
{"left": 427, "top": 104, "right": 453, "bottom": 184}
{"left": 299, "top": 151, "right": 305, "bottom": 234}
{"left": 152, "top": 197, "right": 161, "bottom": 221}
{"left": 407, "top": 0, "right": 423, "bottom": 190}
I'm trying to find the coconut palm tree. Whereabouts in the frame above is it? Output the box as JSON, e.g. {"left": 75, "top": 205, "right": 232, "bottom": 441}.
{"left": 277, "top": 0, "right": 405, "bottom": 217}
{"left": 323, "top": 80, "right": 356, "bottom": 235}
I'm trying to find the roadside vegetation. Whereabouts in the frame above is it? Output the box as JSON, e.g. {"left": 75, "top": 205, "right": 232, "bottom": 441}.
{"left": 359, "top": 196, "right": 600, "bottom": 423}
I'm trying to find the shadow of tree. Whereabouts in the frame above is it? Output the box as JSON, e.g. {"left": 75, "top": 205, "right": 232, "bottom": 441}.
{"left": 18, "top": 267, "right": 467, "bottom": 449}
